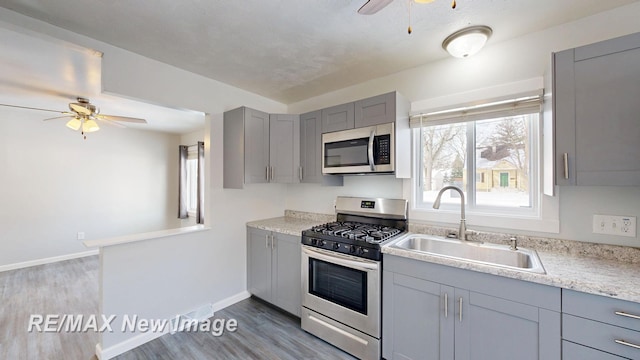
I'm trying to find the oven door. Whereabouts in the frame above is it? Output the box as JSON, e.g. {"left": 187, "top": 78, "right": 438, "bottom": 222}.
{"left": 322, "top": 122, "right": 394, "bottom": 175}
{"left": 301, "top": 245, "right": 380, "bottom": 337}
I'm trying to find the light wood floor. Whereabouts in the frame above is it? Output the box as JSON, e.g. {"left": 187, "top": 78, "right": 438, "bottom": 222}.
{"left": 0, "top": 256, "right": 100, "bottom": 360}
{"left": 1, "top": 256, "right": 356, "bottom": 359}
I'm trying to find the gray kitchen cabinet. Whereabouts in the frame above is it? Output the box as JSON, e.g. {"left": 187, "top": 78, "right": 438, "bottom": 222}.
{"left": 563, "top": 341, "right": 629, "bottom": 360}
{"left": 269, "top": 114, "right": 300, "bottom": 184}
{"left": 247, "top": 227, "right": 301, "bottom": 317}
{"left": 300, "top": 110, "right": 323, "bottom": 183}
{"left": 354, "top": 91, "right": 396, "bottom": 128}
{"left": 224, "top": 107, "right": 300, "bottom": 188}
{"left": 382, "top": 271, "right": 453, "bottom": 360}
{"left": 321, "top": 102, "right": 354, "bottom": 133}
{"left": 383, "top": 255, "right": 561, "bottom": 360}
{"left": 299, "top": 110, "right": 343, "bottom": 186}
{"left": 562, "top": 289, "right": 640, "bottom": 359}
{"left": 554, "top": 32, "right": 640, "bottom": 186}
{"left": 247, "top": 227, "right": 272, "bottom": 301}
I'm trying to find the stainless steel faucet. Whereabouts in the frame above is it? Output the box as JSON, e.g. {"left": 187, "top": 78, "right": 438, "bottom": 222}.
{"left": 433, "top": 185, "right": 467, "bottom": 241}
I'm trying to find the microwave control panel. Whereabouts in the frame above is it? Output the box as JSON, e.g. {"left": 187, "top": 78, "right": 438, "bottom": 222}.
{"left": 375, "top": 134, "right": 391, "bottom": 165}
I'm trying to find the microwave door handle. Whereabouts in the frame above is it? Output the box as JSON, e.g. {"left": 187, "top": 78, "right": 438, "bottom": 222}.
{"left": 368, "top": 129, "right": 376, "bottom": 171}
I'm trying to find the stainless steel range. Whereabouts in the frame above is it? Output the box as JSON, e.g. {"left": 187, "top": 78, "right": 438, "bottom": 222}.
{"left": 301, "top": 196, "right": 408, "bottom": 360}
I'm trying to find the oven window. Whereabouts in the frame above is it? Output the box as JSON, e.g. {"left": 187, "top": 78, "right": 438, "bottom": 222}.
{"left": 309, "top": 258, "right": 367, "bottom": 315}
{"left": 324, "top": 138, "right": 369, "bottom": 167}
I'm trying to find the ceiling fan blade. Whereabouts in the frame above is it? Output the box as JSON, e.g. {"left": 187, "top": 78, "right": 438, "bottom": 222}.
{"left": 0, "top": 103, "right": 65, "bottom": 113}
{"left": 97, "top": 114, "right": 147, "bottom": 124}
{"left": 42, "top": 114, "right": 75, "bottom": 121}
{"left": 358, "top": 0, "right": 394, "bottom": 14}
{"left": 96, "top": 118, "right": 126, "bottom": 128}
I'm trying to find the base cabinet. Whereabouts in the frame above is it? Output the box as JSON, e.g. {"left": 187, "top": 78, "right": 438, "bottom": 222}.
{"left": 562, "top": 289, "right": 640, "bottom": 360}
{"left": 247, "top": 227, "right": 301, "bottom": 316}
{"left": 382, "top": 255, "right": 561, "bottom": 360}
{"left": 563, "top": 341, "right": 629, "bottom": 360}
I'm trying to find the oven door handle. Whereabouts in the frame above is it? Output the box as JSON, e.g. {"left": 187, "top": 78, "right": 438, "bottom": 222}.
{"left": 302, "top": 246, "right": 379, "bottom": 271}
{"left": 368, "top": 129, "right": 376, "bottom": 171}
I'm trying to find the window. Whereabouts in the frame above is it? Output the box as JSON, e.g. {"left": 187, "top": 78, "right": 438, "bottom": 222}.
{"left": 179, "top": 142, "right": 204, "bottom": 224}
{"left": 185, "top": 154, "right": 199, "bottom": 217}
{"left": 412, "top": 95, "right": 541, "bottom": 217}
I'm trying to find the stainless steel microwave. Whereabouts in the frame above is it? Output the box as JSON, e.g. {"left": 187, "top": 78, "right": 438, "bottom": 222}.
{"left": 322, "top": 123, "right": 395, "bottom": 175}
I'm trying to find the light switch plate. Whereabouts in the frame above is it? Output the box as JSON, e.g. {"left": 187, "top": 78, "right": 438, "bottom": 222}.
{"left": 592, "top": 215, "right": 636, "bottom": 237}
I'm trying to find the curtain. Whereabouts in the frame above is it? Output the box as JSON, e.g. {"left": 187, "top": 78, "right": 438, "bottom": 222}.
{"left": 178, "top": 145, "right": 188, "bottom": 219}
{"left": 196, "top": 141, "right": 205, "bottom": 224}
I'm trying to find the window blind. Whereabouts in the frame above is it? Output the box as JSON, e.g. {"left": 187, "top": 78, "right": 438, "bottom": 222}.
{"left": 410, "top": 92, "right": 543, "bottom": 128}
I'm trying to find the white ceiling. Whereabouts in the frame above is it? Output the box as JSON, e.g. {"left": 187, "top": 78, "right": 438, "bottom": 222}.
{"left": 0, "top": 0, "right": 636, "bottom": 105}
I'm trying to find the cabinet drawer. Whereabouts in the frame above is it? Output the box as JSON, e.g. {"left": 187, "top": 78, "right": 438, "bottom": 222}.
{"left": 563, "top": 290, "right": 640, "bottom": 331}
{"left": 563, "top": 340, "right": 629, "bottom": 360}
{"left": 563, "top": 314, "right": 640, "bottom": 359}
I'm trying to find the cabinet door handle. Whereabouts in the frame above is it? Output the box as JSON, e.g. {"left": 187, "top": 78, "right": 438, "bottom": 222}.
{"left": 270, "top": 166, "right": 274, "bottom": 181}
{"left": 265, "top": 234, "right": 269, "bottom": 249}
{"left": 563, "top": 153, "right": 569, "bottom": 179}
{"left": 444, "top": 293, "right": 448, "bottom": 318}
{"left": 615, "top": 311, "right": 640, "bottom": 320}
{"left": 615, "top": 339, "right": 640, "bottom": 350}
{"left": 266, "top": 166, "right": 269, "bottom": 181}
{"left": 299, "top": 166, "right": 303, "bottom": 181}
{"left": 459, "top": 297, "right": 463, "bottom": 322}
{"left": 271, "top": 235, "right": 275, "bottom": 250}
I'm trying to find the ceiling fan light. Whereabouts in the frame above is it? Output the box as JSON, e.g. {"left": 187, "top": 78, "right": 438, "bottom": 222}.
{"left": 442, "top": 25, "right": 492, "bottom": 58}
{"left": 82, "top": 119, "right": 100, "bottom": 133}
{"left": 66, "top": 118, "right": 82, "bottom": 131}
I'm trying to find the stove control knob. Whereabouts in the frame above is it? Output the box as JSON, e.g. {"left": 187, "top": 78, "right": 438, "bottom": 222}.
{"left": 357, "top": 247, "right": 365, "bottom": 255}
{"left": 318, "top": 240, "right": 326, "bottom": 247}
{"left": 332, "top": 243, "right": 340, "bottom": 250}
{"left": 311, "top": 238, "right": 318, "bottom": 246}
{"left": 349, "top": 245, "right": 356, "bottom": 253}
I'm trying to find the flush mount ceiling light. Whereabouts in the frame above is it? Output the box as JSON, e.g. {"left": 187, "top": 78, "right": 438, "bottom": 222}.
{"left": 442, "top": 25, "right": 493, "bottom": 58}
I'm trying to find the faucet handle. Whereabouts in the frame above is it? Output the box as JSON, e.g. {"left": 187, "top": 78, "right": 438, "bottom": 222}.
{"left": 508, "top": 236, "right": 518, "bottom": 250}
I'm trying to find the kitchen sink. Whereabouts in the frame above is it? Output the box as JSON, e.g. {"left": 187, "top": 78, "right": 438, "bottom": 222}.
{"left": 389, "top": 234, "right": 546, "bottom": 274}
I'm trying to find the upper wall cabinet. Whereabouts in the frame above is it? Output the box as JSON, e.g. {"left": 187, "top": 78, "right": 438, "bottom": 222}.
{"left": 299, "top": 110, "right": 343, "bottom": 185}
{"left": 321, "top": 102, "right": 354, "bottom": 133}
{"left": 223, "top": 107, "right": 300, "bottom": 188}
{"left": 554, "top": 32, "right": 640, "bottom": 186}
{"left": 354, "top": 92, "right": 396, "bottom": 128}
{"left": 270, "top": 114, "right": 300, "bottom": 184}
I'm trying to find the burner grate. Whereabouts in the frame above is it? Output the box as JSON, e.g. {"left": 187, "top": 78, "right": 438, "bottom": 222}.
{"left": 311, "top": 221, "right": 402, "bottom": 244}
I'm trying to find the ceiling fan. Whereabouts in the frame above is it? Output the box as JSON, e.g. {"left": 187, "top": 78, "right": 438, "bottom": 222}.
{"left": 0, "top": 97, "right": 147, "bottom": 139}
{"left": 358, "top": 0, "right": 456, "bottom": 15}
{"left": 358, "top": 0, "right": 457, "bottom": 34}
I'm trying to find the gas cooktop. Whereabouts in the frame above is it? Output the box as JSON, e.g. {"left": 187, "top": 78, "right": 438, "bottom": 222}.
{"left": 308, "top": 221, "right": 402, "bottom": 244}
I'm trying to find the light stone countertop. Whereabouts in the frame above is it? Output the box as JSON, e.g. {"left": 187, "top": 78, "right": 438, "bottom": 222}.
{"left": 246, "top": 210, "right": 334, "bottom": 237}
{"left": 247, "top": 212, "right": 640, "bottom": 303}
{"left": 383, "top": 234, "right": 640, "bottom": 304}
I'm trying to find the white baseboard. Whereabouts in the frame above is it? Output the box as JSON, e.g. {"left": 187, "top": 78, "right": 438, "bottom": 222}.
{"left": 0, "top": 250, "right": 99, "bottom": 272}
{"left": 95, "top": 290, "right": 252, "bottom": 360}
{"left": 211, "top": 290, "right": 251, "bottom": 313}
{"left": 96, "top": 326, "right": 170, "bottom": 360}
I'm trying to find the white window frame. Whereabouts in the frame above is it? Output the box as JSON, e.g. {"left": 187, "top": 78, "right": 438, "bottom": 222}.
{"left": 406, "top": 86, "right": 559, "bottom": 234}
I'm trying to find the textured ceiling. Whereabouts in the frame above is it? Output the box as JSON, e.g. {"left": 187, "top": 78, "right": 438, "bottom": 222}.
{"left": 0, "top": 0, "right": 638, "bottom": 104}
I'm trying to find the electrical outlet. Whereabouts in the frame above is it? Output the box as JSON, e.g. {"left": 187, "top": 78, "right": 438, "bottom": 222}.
{"left": 77, "top": 232, "right": 85, "bottom": 240}
{"left": 592, "top": 215, "right": 636, "bottom": 237}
